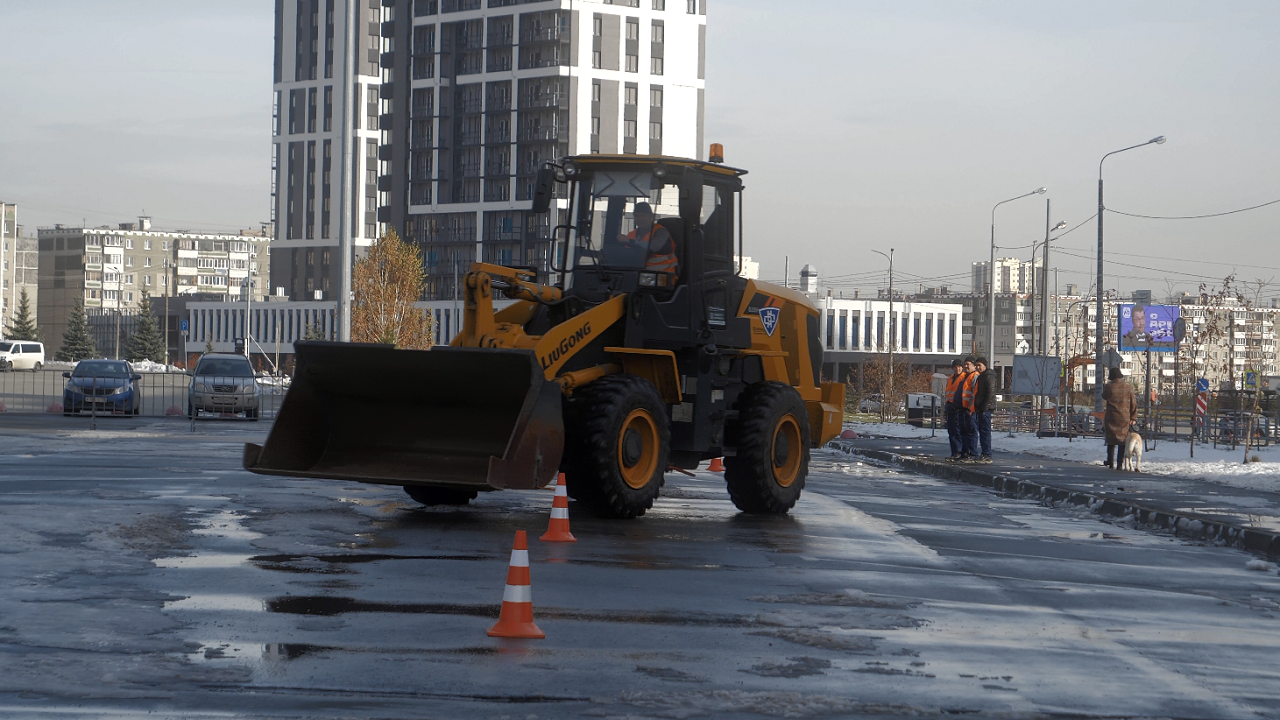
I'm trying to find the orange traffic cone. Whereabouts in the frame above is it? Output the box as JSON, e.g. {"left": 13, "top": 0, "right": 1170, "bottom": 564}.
{"left": 540, "top": 473, "right": 576, "bottom": 543}
{"left": 708, "top": 457, "right": 725, "bottom": 472}
{"left": 487, "top": 530, "right": 545, "bottom": 639}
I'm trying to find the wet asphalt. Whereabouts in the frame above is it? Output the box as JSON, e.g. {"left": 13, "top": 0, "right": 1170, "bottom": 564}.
{"left": 1, "top": 414, "right": 1279, "bottom": 719}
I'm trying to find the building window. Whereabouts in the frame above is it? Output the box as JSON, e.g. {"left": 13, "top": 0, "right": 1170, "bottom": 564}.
{"left": 592, "top": 50, "right": 602, "bottom": 68}
{"left": 625, "top": 54, "right": 638, "bottom": 72}
{"left": 650, "top": 85, "right": 662, "bottom": 106}
{"left": 592, "top": 81, "right": 601, "bottom": 101}
{"left": 650, "top": 56, "right": 663, "bottom": 75}
{"left": 625, "top": 85, "right": 637, "bottom": 105}
{"left": 625, "top": 19, "right": 638, "bottom": 41}
{"left": 653, "top": 0, "right": 665, "bottom": 8}
{"left": 624, "top": 120, "right": 637, "bottom": 138}
{"left": 687, "top": 0, "right": 696, "bottom": 13}
{"left": 591, "top": 116, "right": 601, "bottom": 134}
{"left": 593, "top": 15, "right": 602, "bottom": 35}
{"left": 144, "top": 240, "right": 152, "bottom": 250}
{"left": 651, "top": 22, "right": 664, "bottom": 43}
{"left": 648, "top": 121, "right": 661, "bottom": 140}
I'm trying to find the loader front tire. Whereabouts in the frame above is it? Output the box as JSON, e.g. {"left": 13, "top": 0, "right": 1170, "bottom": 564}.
{"left": 403, "top": 486, "right": 478, "bottom": 506}
{"left": 564, "top": 374, "right": 669, "bottom": 519}
{"left": 724, "top": 382, "right": 810, "bottom": 514}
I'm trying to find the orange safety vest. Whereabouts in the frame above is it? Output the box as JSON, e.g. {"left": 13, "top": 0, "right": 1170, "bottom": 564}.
{"left": 944, "top": 372, "right": 965, "bottom": 403}
{"left": 961, "top": 372, "right": 978, "bottom": 412}
{"left": 629, "top": 225, "right": 677, "bottom": 274}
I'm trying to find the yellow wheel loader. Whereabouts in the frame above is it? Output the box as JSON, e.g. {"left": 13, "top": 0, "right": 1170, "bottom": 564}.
{"left": 243, "top": 153, "right": 844, "bottom": 518}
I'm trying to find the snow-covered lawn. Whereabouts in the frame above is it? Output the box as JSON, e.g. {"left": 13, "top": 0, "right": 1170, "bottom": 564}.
{"left": 846, "top": 421, "right": 1280, "bottom": 494}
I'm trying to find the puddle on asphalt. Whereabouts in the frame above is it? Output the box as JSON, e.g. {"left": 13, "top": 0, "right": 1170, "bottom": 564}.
{"left": 164, "top": 594, "right": 264, "bottom": 611}
{"left": 191, "top": 509, "right": 264, "bottom": 540}
{"left": 154, "top": 553, "right": 253, "bottom": 569}
{"left": 265, "top": 595, "right": 754, "bottom": 627}
{"left": 249, "top": 552, "right": 723, "bottom": 574}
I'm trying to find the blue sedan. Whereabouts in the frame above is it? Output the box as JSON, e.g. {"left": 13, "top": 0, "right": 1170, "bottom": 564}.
{"left": 63, "top": 360, "right": 142, "bottom": 416}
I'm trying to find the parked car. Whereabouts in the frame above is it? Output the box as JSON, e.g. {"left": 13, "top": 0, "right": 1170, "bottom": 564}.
{"left": 63, "top": 359, "right": 141, "bottom": 416}
{"left": 857, "top": 394, "right": 905, "bottom": 414}
{"left": 189, "top": 354, "right": 261, "bottom": 420}
{"left": 0, "top": 341, "right": 45, "bottom": 371}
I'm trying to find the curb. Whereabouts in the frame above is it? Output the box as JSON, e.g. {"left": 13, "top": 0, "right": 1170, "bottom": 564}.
{"left": 831, "top": 442, "right": 1280, "bottom": 559}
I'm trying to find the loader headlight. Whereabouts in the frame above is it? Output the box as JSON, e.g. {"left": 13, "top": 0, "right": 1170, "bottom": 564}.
{"left": 562, "top": 160, "right": 579, "bottom": 178}
{"left": 639, "top": 272, "right": 658, "bottom": 287}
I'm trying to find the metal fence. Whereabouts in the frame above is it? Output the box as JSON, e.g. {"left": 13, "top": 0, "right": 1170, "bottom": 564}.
{"left": 0, "top": 367, "right": 286, "bottom": 420}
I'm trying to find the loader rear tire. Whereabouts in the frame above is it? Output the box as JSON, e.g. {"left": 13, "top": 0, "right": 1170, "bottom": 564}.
{"left": 564, "top": 373, "right": 669, "bottom": 519}
{"left": 724, "top": 382, "right": 810, "bottom": 514}
{"left": 403, "top": 486, "right": 478, "bottom": 506}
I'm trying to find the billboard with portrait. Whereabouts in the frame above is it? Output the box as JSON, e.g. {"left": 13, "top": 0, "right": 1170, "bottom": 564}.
{"left": 1118, "top": 304, "right": 1180, "bottom": 352}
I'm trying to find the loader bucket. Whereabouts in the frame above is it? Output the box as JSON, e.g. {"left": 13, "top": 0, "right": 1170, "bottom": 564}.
{"left": 243, "top": 341, "right": 563, "bottom": 491}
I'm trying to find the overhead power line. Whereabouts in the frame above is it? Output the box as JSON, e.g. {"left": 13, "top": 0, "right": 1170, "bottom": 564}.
{"left": 1106, "top": 197, "right": 1280, "bottom": 220}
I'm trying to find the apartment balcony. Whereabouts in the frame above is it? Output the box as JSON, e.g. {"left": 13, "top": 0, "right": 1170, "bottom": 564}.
{"left": 487, "top": 30, "right": 513, "bottom": 47}
{"left": 518, "top": 126, "right": 565, "bottom": 142}
{"left": 519, "top": 92, "right": 566, "bottom": 109}
{"left": 520, "top": 27, "right": 563, "bottom": 43}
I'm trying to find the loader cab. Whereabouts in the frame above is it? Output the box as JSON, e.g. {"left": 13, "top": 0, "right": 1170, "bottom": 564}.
{"left": 534, "top": 155, "right": 752, "bottom": 350}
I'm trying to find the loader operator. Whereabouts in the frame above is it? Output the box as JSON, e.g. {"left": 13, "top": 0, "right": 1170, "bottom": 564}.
{"left": 617, "top": 202, "right": 678, "bottom": 276}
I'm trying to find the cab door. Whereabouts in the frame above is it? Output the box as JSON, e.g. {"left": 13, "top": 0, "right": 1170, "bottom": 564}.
{"left": 10, "top": 345, "right": 27, "bottom": 370}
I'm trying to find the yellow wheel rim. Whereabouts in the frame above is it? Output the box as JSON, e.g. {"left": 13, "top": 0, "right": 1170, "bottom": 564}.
{"left": 771, "top": 415, "right": 802, "bottom": 488}
{"left": 618, "top": 408, "right": 660, "bottom": 489}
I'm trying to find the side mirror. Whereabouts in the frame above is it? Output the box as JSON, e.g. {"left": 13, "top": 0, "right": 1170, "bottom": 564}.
{"left": 62, "top": 372, "right": 71, "bottom": 378}
{"left": 530, "top": 164, "right": 557, "bottom": 214}
{"left": 132, "top": 374, "right": 142, "bottom": 381}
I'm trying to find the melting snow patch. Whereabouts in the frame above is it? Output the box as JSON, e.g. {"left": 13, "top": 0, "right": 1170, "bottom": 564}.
{"left": 1245, "top": 559, "right": 1276, "bottom": 572}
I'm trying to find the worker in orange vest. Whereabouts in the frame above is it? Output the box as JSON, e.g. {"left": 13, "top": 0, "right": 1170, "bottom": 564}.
{"left": 943, "top": 358, "right": 966, "bottom": 460}
{"left": 620, "top": 202, "right": 678, "bottom": 276}
{"left": 958, "top": 356, "right": 981, "bottom": 461}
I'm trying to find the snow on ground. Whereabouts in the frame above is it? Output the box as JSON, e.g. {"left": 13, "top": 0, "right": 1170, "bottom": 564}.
{"left": 847, "top": 421, "right": 1280, "bottom": 493}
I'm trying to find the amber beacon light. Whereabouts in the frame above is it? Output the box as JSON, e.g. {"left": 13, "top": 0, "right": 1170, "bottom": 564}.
{"left": 709, "top": 143, "right": 724, "bottom": 163}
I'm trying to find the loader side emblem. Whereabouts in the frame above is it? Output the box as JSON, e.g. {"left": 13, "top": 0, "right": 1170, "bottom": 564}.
{"left": 759, "top": 307, "right": 779, "bottom": 337}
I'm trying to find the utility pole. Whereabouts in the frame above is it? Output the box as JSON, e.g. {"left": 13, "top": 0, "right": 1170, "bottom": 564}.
{"left": 336, "top": 0, "right": 357, "bottom": 342}
{"left": 871, "top": 248, "right": 894, "bottom": 421}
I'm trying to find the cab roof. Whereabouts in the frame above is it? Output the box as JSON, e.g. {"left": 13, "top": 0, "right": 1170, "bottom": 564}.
{"left": 563, "top": 154, "right": 748, "bottom": 179}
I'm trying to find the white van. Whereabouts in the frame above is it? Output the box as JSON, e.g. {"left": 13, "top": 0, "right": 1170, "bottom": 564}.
{"left": 0, "top": 341, "right": 45, "bottom": 371}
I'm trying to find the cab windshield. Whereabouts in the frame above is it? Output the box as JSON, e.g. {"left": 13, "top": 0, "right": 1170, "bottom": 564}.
{"left": 571, "top": 171, "right": 680, "bottom": 271}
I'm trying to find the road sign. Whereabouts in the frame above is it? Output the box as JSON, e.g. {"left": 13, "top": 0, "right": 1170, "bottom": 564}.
{"left": 180, "top": 319, "right": 189, "bottom": 333}
{"left": 1011, "top": 355, "right": 1062, "bottom": 396}
{"left": 1196, "top": 377, "right": 1210, "bottom": 393}
{"left": 1196, "top": 392, "right": 1207, "bottom": 417}
{"left": 1101, "top": 348, "right": 1124, "bottom": 368}
{"left": 1245, "top": 371, "right": 1258, "bottom": 389}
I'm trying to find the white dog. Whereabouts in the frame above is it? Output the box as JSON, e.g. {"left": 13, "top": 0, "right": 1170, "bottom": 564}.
{"left": 1120, "top": 432, "right": 1143, "bottom": 472}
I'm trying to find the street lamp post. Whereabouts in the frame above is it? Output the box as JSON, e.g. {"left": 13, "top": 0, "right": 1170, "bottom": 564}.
{"left": 988, "top": 189, "right": 1046, "bottom": 380}
{"left": 871, "top": 248, "right": 894, "bottom": 422}
{"left": 1095, "top": 135, "right": 1166, "bottom": 411}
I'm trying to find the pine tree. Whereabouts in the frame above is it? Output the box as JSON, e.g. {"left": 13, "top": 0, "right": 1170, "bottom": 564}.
{"left": 303, "top": 323, "right": 327, "bottom": 341}
{"left": 204, "top": 338, "right": 215, "bottom": 355}
{"left": 5, "top": 288, "right": 38, "bottom": 341}
{"left": 55, "top": 299, "right": 98, "bottom": 362}
{"left": 352, "top": 228, "right": 434, "bottom": 349}
{"left": 125, "top": 292, "right": 166, "bottom": 364}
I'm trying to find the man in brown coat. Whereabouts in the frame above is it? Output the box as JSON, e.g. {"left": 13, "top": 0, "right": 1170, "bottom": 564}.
{"left": 1102, "top": 366, "right": 1137, "bottom": 468}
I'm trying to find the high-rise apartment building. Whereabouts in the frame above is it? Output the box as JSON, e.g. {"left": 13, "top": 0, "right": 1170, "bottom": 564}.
{"left": 971, "top": 257, "right": 1042, "bottom": 295}
{"left": 1, "top": 202, "right": 38, "bottom": 334}
{"left": 376, "top": 0, "right": 707, "bottom": 299}
{"left": 271, "top": 0, "right": 385, "bottom": 300}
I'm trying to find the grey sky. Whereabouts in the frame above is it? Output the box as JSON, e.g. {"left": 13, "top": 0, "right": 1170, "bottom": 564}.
{"left": 2, "top": 1, "right": 1277, "bottom": 302}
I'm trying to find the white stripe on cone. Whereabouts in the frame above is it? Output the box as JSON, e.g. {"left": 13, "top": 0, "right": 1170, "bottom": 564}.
{"left": 509, "top": 549, "right": 529, "bottom": 567}
{"left": 503, "top": 584, "right": 533, "bottom": 604}
{"left": 550, "top": 507, "right": 569, "bottom": 519}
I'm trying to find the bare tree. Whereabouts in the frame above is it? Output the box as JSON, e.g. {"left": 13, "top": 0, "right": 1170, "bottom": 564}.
{"left": 352, "top": 228, "right": 434, "bottom": 349}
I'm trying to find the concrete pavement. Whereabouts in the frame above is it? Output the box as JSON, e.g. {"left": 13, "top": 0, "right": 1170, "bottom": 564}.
{"left": 833, "top": 436, "right": 1280, "bottom": 558}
